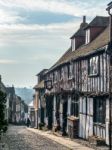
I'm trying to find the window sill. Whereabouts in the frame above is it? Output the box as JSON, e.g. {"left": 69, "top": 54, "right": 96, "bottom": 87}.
{"left": 68, "top": 77, "right": 73, "bottom": 80}
{"left": 94, "top": 122, "right": 106, "bottom": 128}
{"left": 88, "top": 74, "right": 99, "bottom": 78}
{"left": 53, "top": 81, "right": 58, "bottom": 84}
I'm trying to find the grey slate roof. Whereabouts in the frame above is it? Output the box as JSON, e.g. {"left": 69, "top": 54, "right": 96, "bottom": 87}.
{"left": 70, "top": 28, "right": 86, "bottom": 39}
{"left": 36, "top": 69, "right": 48, "bottom": 76}
{"left": 85, "top": 16, "right": 109, "bottom": 29}
{"left": 45, "top": 16, "right": 109, "bottom": 74}
{"left": 70, "top": 22, "right": 88, "bottom": 39}
{"left": 47, "top": 26, "right": 109, "bottom": 73}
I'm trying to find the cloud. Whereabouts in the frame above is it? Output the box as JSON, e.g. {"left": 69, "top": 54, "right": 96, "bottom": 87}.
{"left": 0, "top": 0, "right": 109, "bottom": 23}
{"left": 0, "top": 20, "right": 80, "bottom": 46}
{"left": 0, "top": 0, "right": 110, "bottom": 87}
{"left": 0, "top": 0, "right": 80, "bottom": 16}
{"left": 0, "top": 21, "right": 80, "bottom": 31}
{"left": 0, "top": 9, "right": 23, "bottom": 24}
{"left": 0, "top": 59, "right": 17, "bottom": 64}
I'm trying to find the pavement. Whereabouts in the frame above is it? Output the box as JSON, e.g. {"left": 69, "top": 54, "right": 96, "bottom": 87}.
{"left": 27, "top": 127, "right": 94, "bottom": 150}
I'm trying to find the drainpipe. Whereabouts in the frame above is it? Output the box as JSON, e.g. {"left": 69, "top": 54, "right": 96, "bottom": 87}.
{"left": 106, "top": 2, "right": 112, "bottom": 150}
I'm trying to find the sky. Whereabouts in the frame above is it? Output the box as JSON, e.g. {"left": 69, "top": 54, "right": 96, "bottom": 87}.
{"left": 0, "top": 0, "right": 110, "bottom": 87}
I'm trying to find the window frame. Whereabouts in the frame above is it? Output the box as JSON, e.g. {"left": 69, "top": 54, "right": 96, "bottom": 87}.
{"left": 85, "top": 29, "right": 90, "bottom": 44}
{"left": 68, "top": 64, "right": 73, "bottom": 79}
{"left": 93, "top": 97, "right": 106, "bottom": 124}
{"left": 71, "top": 94, "right": 79, "bottom": 117}
{"left": 71, "top": 38, "right": 75, "bottom": 51}
{"left": 88, "top": 55, "right": 100, "bottom": 77}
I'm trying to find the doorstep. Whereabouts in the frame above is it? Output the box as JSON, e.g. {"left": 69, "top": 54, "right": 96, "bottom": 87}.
{"left": 53, "top": 131, "right": 62, "bottom": 137}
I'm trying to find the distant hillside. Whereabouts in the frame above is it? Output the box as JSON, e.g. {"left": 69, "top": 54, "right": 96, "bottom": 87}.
{"left": 15, "top": 87, "right": 34, "bottom": 104}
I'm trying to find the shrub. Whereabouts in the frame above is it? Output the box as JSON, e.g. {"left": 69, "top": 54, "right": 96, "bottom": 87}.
{"left": 0, "top": 90, "right": 8, "bottom": 135}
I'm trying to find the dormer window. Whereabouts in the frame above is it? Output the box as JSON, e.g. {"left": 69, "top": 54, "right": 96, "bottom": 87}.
{"left": 71, "top": 39, "right": 75, "bottom": 51}
{"left": 86, "top": 29, "right": 90, "bottom": 44}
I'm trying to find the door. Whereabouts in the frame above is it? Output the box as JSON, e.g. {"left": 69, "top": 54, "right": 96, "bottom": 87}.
{"left": 79, "top": 97, "right": 93, "bottom": 139}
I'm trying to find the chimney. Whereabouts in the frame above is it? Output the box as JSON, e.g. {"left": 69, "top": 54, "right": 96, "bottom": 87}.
{"left": 80, "top": 16, "right": 88, "bottom": 29}
{"left": 83, "top": 16, "right": 86, "bottom": 23}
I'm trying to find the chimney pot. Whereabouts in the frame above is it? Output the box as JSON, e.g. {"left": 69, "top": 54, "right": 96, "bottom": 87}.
{"left": 83, "top": 16, "right": 86, "bottom": 23}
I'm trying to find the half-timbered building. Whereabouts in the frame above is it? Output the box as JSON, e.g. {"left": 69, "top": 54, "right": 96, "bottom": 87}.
{"left": 34, "top": 69, "right": 48, "bottom": 129}
{"left": 44, "top": 16, "right": 110, "bottom": 145}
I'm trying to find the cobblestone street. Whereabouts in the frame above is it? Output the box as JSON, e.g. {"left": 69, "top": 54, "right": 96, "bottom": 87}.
{"left": 0, "top": 125, "right": 69, "bottom": 150}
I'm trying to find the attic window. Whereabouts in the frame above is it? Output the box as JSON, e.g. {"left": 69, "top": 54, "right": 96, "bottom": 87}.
{"left": 85, "top": 29, "right": 90, "bottom": 44}
{"left": 71, "top": 39, "right": 75, "bottom": 51}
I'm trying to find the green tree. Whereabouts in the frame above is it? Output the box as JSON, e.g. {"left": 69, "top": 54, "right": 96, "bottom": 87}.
{"left": 0, "top": 90, "right": 8, "bottom": 134}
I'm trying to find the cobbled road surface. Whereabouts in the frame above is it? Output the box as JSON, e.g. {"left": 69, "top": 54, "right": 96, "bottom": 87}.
{"left": 2, "top": 125, "right": 69, "bottom": 150}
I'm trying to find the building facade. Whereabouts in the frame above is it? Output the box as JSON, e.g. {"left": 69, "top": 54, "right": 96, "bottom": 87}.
{"left": 33, "top": 69, "right": 48, "bottom": 129}
{"left": 43, "top": 16, "right": 110, "bottom": 145}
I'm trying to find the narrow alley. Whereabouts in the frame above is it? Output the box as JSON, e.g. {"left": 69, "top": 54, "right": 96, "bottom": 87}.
{"left": 0, "top": 125, "right": 69, "bottom": 150}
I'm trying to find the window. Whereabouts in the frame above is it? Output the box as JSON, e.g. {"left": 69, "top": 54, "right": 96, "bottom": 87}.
{"left": 55, "top": 71, "right": 58, "bottom": 82}
{"left": 67, "top": 65, "right": 70, "bottom": 78}
{"left": 71, "top": 94, "right": 79, "bottom": 117}
{"left": 53, "top": 73, "right": 55, "bottom": 82}
{"left": 88, "top": 56, "right": 99, "bottom": 76}
{"left": 45, "top": 80, "right": 52, "bottom": 90}
{"left": 68, "top": 64, "right": 72, "bottom": 79}
{"left": 86, "top": 29, "right": 90, "bottom": 44}
{"left": 71, "top": 39, "right": 75, "bottom": 51}
{"left": 53, "top": 72, "right": 57, "bottom": 82}
{"left": 93, "top": 97, "right": 106, "bottom": 124}
{"left": 59, "top": 69, "right": 61, "bottom": 80}
{"left": 61, "top": 68, "right": 64, "bottom": 79}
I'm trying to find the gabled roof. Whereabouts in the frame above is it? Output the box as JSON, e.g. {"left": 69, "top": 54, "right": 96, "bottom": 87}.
{"left": 36, "top": 69, "right": 48, "bottom": 76}
{"left": 70, "top": 28, "right": 86, "bottom": 39}
{"left": 70, "top": 17, "right": 88, "bottom": 39}
{"left": 47, "top": 47, "right": 72, "bottom": 73}
{"left": 85, "top": 16, "right": 109, "bottom": 29}
{"left": 47, "top": 26, "right": 109, "bottom": 73}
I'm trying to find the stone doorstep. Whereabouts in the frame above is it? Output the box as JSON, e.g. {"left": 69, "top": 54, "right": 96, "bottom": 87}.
{"left": 53, "top": 131, "right": 62, "bottom": 137}
{"left": 88, "top": 136, "right": 106, "bottom": 146}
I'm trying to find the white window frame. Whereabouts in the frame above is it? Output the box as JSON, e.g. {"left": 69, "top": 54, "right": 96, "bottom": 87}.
{"left": 71, "top": 38, "right": 75, "bottom": 51}
{"left": 86, "top": 29, "right": 90, "bottom": 44}
{"left": 88, "top": 56, "right": 99, "bottom": 76}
